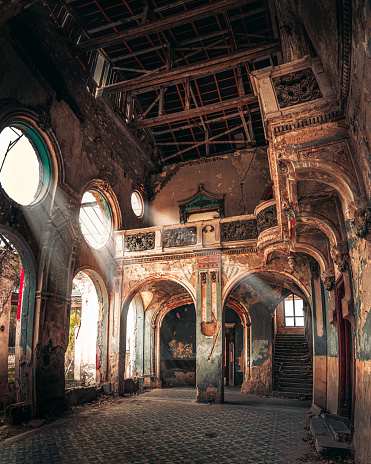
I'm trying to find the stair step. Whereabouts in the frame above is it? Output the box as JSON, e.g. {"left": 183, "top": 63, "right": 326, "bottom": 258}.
{"left": 275, "top": 385, "right": 312, "bottom": 393}
{"left": 310, "top": 417, "right": 351, "bottom": 457}
{"left": 273, "top": 391, "right": 312, "bottom": 399}
{"left": 323, "top": 414, "right": 352, "bottom": 443}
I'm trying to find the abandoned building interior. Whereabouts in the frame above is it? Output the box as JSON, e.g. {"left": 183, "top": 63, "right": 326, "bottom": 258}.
{"left": 0, "top": 0, "right": 371, "bottom": 462}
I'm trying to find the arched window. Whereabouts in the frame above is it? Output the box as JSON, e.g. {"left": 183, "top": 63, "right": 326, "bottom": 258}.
{"left": 0, "top": 124, "right": 51, "bottom": 205}
{"left": 79, "top": 190, "right": 112, "bottom": 249}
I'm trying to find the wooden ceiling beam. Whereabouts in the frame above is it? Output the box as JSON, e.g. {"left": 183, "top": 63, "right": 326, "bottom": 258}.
{"left": 75, "top": 0, "right": 259, "bottom": 53}
{"left": 130, "top": 95, "right": 258, "bottom": 130}
{"left": 99, "top": 42, "right": 279, "bottom": 95}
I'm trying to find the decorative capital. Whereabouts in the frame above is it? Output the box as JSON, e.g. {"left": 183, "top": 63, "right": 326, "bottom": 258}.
{"left": 321, "top": 275, "right": 335, "bottom": 291}
{"left": 355, "top": 208, "right": 371, "bottom": 239}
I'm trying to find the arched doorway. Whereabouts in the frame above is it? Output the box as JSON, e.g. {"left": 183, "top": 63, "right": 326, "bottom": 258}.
{"left": 223, "top": 302, "right": 250, "bottom": 387}
{"left": 223, "top": 270, "right": 311, "bottom": 396}
{"left": 273, "top": 293, "right": 313, "bottom": 398}
{"left": 0, "top": 228, "right": 36, "bottom": 406}
{"left": 160, "top": 304, "right": 196, "bottom": 387}
{"left": 119, "top": 277, "right": 195, "bottom": 394}
{"left": 65, "top": 270, "right": 108, "bottom": 384}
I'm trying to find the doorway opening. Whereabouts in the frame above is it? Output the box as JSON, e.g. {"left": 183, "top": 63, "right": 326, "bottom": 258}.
{"left": 273, "top": 294, "right": 312, "bottom": 398}
{"left": 224, "top": 306, "right": 247, "bottom": 387}
{"left": 335, "top": 276, "right": 354, "bottom": 419}
{"left": 65, "top": 271, "right": 103, "bottom": 385}
{"left": 160, "top": 304, "right": 196, "bottom": 387}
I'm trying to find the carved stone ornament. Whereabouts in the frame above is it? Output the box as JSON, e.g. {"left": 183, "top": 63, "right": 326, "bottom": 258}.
{"left": 272, "top": 68, "right": 323, "bottom": 108}
{"left": 256, "top": 205, "right": 278, "bottom": 233}
{"left": 125, "top": 232, "right": 155, "bottom": 251}
{"left": 322, "top": 275, "right": 335, "bottom": 291}
{"left": 162, "top": 227, "right": 197, "bottom": 247}
{"left": 221, "top": 219, "right": 258, "bottom": 241}
{"left": 297, "top": 141, "right": 353, "bottom": 173}
{"left": 356, "top": 208, "right": 371, "bottom": 239}
{"left": 338, "top": 254, "right": 349, "bottom": 273}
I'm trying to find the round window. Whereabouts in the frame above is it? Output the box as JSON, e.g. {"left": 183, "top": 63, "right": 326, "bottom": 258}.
{"left": 131, "top": 191, "right": 144, "bottom": 217}
{"left": 0, "top": 124, "right": 50, "bottom": 206}
{"left": 79, "top": 190, "right": 112, "bottom": 249}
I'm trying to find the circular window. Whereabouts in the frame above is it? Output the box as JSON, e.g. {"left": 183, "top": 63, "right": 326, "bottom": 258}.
{"left": 131, "top": 191, "right": 144, "bottom": 217}
{"left": 0, "top": 124, "right": 50, "bottom": 206}
{"left": 79, "top": 190, "right": 112, "bottom": 249}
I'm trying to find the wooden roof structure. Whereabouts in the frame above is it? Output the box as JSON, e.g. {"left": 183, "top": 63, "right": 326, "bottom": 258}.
{"left": 45, "top": 0, "right": 280, "bottom": 164}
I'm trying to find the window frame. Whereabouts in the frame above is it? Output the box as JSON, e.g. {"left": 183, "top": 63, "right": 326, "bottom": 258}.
{"left": 131, "top": 190, "right": 144, "bottom": 218}
{"left": 284, "top": 294, "right": 305, "bottom": 327}
{"left": 0, "top": 122, "right": 52, "bottom": 207}
{"left": 79, "top": 189, "right": 113, "bottom": 250}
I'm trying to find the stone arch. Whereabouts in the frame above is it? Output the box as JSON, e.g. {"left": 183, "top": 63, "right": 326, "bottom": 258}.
{"left": 294, "top": 168, "right": 360, "bottom": 219}
{"left": 223, "top": 269, "right": 312, "bottom": 395}
{"left": 222, "top": 268, "right": 311, "bottom": 307}
{"left": 119, "top": 276, "right": 195, "bottom": 393}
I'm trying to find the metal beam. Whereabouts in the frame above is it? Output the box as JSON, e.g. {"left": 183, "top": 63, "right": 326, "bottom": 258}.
{"left": 100, "top": 42, "right": 279, "bottom": 95}
{"left": 75, "top": 0, "right": 260, "bottom": 53}
{"left": 152, "top": 108, "right": 258, "bottom": 135}
{"left": 162, "top": 124, "right": 243, "bottom": 161}
{"left": 130, "top": 95, "right": 258, "bottom": 130}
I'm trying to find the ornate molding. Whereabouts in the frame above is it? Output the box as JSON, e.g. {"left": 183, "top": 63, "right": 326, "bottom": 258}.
{"left": 178, "top": 184, "right": 225, "bottom": 223}
{"left": 256, "top": 205, "right": 278, "bottom": 233}
{"left": 221, "top": 219, "right": 258, "bottom": 241}
{"left": 297, "top": 140, "right": 353, "bottom": 173}
{"left": 272, "top": 68, "right": 322, "bottom": 108}
{"left": 163, "top": 227, "right": 197, "bottom": 247}
{"left": 125, "top": 232, "right": 155, "bottom": 252}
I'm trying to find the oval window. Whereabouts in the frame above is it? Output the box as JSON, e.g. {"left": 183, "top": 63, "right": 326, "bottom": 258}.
{"left": 131, "top": 191, "right": 143, "bottom": 217}
{"left": 79, "top": 190, "right": 112, "bottom": 249}
{"left": 0, "top": 125, "right": 47, "bottom": 206}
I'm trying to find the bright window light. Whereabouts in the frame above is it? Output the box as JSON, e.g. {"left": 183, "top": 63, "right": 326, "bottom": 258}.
{"left": 0, "top": 126, "right": 40, "bottom": 205}
{"left": 131, "top": 191, "right": 143, "bottom": 217}
{"left": 284, "top": 294, "right": 305, "bottom": 327}
{"left": 79, "top": 190, "right": 112, "bottom": 249}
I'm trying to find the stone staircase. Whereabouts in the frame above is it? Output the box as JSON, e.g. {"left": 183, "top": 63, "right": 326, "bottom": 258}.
{"left": 310, "top": 412, "right": 352, "bottom": 457}
{"left": 273, "top": 333, "right": 313, "bottom": 399}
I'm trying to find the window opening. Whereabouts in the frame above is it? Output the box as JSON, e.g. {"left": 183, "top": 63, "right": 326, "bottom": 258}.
{"left": 131, "top": 191, "right": 144, "bottom": 217}
{"left": 79, "top": 190, "right": 112, "bottom": 249}
{"left": 0, "top": 126, "right": 42, "bottom": 205}
{"left": 284, "top": 294, "right": 304, "bottom": 327}
{"left": 93, "top": 53, "right": 106, "bottom": 86}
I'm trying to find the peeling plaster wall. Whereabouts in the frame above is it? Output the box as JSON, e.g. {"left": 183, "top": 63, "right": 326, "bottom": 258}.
{"left": 151, "top": 149, "right": 271, "bottom": 226}
{"left": 160, "top": 304, "right": 196, "bottom": 387}
{"left": 0, "top": 4, "right": 153, "bottom": 413}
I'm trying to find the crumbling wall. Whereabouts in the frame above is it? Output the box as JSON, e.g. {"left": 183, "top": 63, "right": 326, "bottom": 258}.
{"left": 0, "top": 3, "right": 153, "bottom": 415}
{"left": 151, "top": 148, "right": 271, "bottom": 226}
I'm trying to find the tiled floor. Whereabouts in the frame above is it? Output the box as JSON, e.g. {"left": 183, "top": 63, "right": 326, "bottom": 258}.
{"left": 0, "top": 387, "right": 315, "bottom": 464}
